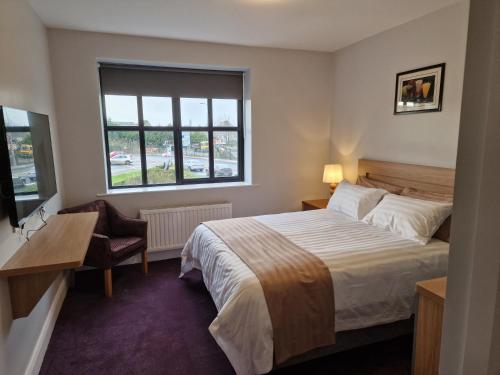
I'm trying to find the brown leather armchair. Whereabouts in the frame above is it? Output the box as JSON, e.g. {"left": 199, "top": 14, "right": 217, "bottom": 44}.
{"left": 59, "top": 200, "right": 148, "bottom": 297}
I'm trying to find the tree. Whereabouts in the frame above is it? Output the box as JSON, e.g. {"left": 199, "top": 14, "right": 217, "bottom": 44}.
{"left": 189, "top": 132, "right": 208, "bottom": 145}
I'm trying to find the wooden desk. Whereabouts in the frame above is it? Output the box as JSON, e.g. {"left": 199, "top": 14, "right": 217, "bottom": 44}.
{"left": 414, "top": 277, "right": 447, "bottom": 375}
{"left": 0, "top": 212, "right": 98, "bottom": 318}
{"left": 302, "top": 199, "right": 329, "bottom": 211}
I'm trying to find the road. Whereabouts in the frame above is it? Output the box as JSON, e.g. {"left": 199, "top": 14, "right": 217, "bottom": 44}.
{"left": 11, "top": 163, "right": 36, "bottom": 180}
{"left": 11, "top": 154, "right": 238, "bottom": 182}
{"left": 111, "top": 154, "right": 238, "bottom": 177}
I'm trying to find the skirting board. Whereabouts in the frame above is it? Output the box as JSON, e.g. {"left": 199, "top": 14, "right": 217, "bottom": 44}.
{"left": 147, "top": 249, "right": 182, "bottom": 262}
{"left": 24, "top": 273, "right": 68, "bottom": 375}
{"left": 77, "top": 248, "right": 182, "bottom": 272}
{"left": 121, "top": 248, "right": 182, "bottom": 265}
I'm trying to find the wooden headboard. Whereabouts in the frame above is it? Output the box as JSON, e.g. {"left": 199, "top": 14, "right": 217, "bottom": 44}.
{"left": 358, "top": 159, "right": 455, "bottom": 195}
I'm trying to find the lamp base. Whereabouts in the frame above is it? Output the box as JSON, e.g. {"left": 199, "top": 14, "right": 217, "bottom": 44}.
{"left": 329, "top": 183, "right": 338, "bottom": 195}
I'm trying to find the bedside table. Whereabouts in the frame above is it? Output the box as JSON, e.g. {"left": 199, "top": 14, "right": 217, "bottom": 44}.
{"left": 302, "top": 199, "right": 329, "bottom": 211}
{"left": 414, "top": 277, "right": 447, "bottom": 375}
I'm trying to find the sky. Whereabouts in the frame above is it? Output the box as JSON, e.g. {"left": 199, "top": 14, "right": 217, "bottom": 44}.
{"left": 105, "top": 95, "right": 237, "bottom": 127}
{"left": 3, "top": 108, "right": 30, "bottom": 127}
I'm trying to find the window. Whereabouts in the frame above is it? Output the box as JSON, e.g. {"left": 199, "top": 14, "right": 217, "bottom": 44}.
{"left": 99, "top": 64, "right": 244, "bottom": 188}
{"left": 3, "top": 109, "right": 39, "bottom": 195}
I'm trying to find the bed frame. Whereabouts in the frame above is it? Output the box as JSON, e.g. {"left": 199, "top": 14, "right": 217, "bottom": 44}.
{"left": 278, "top": 159, "right": 455, "bottom": 369}
{"left": 278, "top": 318, "right": 414, "bottom": 368}
{"left": 358, "top": 159, "right": 455, "bottom": 194}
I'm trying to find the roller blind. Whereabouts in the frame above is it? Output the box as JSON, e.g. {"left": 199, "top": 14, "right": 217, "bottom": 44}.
{"left": 99, "top": 64, "right": 243, "bottom": 99}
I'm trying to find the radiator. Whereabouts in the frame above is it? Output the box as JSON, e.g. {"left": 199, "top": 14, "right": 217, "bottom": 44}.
{"left": 139, "top": 203, "right": 232, "bottom": 252}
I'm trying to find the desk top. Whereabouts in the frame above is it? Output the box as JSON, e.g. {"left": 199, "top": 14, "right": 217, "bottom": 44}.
{"left": 0, "top": 212, "right": 98, "bottom": 277}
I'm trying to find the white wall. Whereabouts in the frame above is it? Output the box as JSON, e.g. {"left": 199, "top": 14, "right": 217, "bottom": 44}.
{"left": 329, "top": 2, "right": 469, "bottom": 181}
{"left": 0, "top": 0, "right": 65, "bottom": 374}
{"left": 440, "top": 0, "right": 500, "bottom": 373}
{"left": 46, "top": 4, "right": 470, "bottom": 216}
{"left": 47, "top": 30, "right": 332, "bottom": 218}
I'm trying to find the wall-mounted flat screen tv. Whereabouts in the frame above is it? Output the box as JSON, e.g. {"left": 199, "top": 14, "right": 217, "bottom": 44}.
{"left": 0, "top": 106, "right": 57, "bottom": 227}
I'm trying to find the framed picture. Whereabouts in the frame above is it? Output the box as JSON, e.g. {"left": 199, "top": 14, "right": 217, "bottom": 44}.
{"left": 394, "top": 63, "right": 445, "bottom": 114}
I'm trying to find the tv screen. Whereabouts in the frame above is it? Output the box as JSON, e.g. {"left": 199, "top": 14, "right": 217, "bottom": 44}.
{"left": 0, "top": 106, "right": 57, "bottom": 227}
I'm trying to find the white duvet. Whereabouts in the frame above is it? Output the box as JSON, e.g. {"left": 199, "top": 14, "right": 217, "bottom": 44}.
{"left": 180, "top": 209, "right": 448, "bottom": 375}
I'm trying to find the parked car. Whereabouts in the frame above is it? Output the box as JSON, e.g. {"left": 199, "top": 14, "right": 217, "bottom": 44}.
{"left": 184, "top": 160, "right": 207, "bottom": 172}
{"left": 12, "top": 177, "right": 25, "bottom": 189}
{"left": 10, "top": 170, "right": 37, "bottom": 188}
{"left": 215, "top": 167, "right": 233, "bottom": 177}
{"left": 110, "top": 154, "right": 132, "bottom": 165}
{"left": 188, "top": 163, "right": 206, "bottom": 172}
{"left": 21, "top": 171, "right": 37, "bottom": 185}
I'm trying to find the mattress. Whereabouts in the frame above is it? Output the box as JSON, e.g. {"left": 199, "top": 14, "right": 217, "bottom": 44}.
{"left": 180, "top": 209, "right": 449, "bottom": 375}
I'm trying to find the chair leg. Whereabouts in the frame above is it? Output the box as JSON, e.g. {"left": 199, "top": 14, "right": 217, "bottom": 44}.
{"left": 104, "top": 268, "right": 112, "bottom": 297}
{"left": 141, "top": 250, "right": 149, "bottom": 275}
{"left": 69, "top": 269, "right": 76, "bottom": 289}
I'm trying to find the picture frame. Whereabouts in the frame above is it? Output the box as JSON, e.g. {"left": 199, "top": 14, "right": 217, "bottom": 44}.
{"left": 394, "top": 63, "right": 445, "bottom": 115}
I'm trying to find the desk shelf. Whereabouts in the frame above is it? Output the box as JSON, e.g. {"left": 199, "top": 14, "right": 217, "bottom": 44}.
{"left": 0, "top": 212, "right": 97, "bottom": 318}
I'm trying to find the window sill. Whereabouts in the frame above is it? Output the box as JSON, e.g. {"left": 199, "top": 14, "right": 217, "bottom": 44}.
{"left": 97, "top": 181, "right": 257, "bottom": 197}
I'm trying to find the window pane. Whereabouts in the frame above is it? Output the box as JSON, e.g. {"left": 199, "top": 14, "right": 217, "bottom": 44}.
{"left": 180, "top": 98, "right": 208, "bottom": 127}
{"left": 143, "top": 96, "right": 173, "bottom": 127}
{"left": 107, "top": 131, "right": 142, "bottom": 186}
{"left": 145, "top": 131, "right": 176, "bottom": 184}
{"left": 104, "top": 95, "right": 138, "bottom": 126}
{"left": 213, "top": 99, "right": 238, "bottom": 127}
{"left": 214, "top": 131, "right": 239, "bottom": 177}
{"left": 7, "top": 131, "right": 39, "bottom": 194}
{"left": 182, "top": 131, "right": 209, "bottom": 179}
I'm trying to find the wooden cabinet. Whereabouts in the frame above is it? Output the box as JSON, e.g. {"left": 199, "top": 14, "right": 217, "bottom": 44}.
{"left": 302, "top": 199, "right": 329, "bottom": 211}
{"left": 414, "top": 277, "right": 447, "bottom": 375}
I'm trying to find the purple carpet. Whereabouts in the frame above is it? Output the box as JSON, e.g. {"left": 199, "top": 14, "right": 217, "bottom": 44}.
{"left": 40, "top": 259, "right": 412, "bottom": 375}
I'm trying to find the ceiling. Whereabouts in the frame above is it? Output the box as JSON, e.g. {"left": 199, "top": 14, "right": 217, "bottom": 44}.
{"left": 28, "top": 0, "right": 460, "bottom": 52}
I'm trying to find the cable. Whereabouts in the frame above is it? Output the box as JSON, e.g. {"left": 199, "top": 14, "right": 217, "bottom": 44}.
{"left": 25, "top": 206, "right": 47, "bottom": 241}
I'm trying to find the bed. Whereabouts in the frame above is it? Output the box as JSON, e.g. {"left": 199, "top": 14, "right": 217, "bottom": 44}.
{"left": 180, "top": 159, "right": 455, "bottom": 375}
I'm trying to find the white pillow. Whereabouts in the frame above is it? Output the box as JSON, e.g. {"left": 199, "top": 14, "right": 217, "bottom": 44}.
{"left": 362, "top": 194, "right": 452, "bottom": 245}
{"left": 327, "top": 180, "right": 387, "bottom": 220}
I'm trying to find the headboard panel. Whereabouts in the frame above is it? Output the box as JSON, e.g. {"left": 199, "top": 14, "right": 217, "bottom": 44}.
{"left": 358, "top": 159, "right": 455, "bottom": 195}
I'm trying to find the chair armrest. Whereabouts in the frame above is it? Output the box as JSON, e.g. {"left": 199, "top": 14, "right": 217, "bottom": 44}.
{"left": 108, "top": 204, "right": 148, "bottom": 239}
{"left": 92, "top": 233, "right": 109, "bottom": 241}
{"left": 85, "top": 233, "right": 113, "bottom": 268}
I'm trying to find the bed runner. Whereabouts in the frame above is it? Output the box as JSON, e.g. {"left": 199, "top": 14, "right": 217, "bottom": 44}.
{"left": 203, "top": 217, "right": 335, "bottom": 365}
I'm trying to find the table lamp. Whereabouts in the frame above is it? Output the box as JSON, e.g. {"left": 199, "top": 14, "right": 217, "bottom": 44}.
{"left": 323, "top": 164, "right": 343, "bottom": 194}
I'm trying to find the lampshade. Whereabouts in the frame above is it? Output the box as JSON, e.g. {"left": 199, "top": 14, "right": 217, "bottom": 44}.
{"left": 323, "top": 164, "right": 343, "bottom": 184}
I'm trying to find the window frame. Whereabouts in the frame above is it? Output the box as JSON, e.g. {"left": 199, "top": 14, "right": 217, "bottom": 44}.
{"left": 99, "top": 70, "right": 244, "bottom": 190}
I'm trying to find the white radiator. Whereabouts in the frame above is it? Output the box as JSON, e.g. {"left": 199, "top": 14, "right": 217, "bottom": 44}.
{"left": 139, "top": 203, "right": 232, "bottom": 252}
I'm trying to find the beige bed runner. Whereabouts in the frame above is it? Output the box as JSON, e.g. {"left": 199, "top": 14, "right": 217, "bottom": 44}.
{"left": 203, "top": 217, "right": 335, "bottom": 365}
